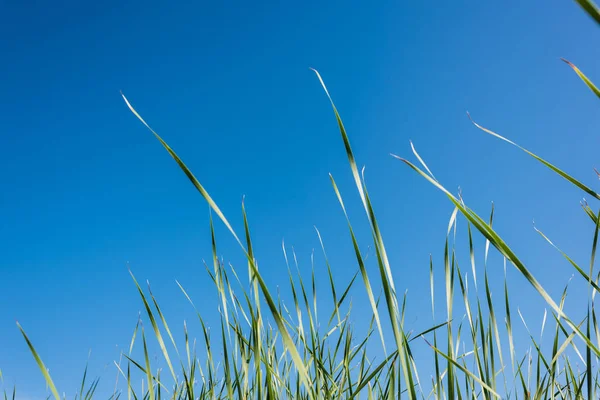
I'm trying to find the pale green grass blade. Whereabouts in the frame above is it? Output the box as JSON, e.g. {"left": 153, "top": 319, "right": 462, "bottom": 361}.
{"left": 408, "top": 321, "right": 449, "bottom": 343}
{"left": 16, "top": 322, "right": 61, "bottom": 400}
{"left": 533, "top": 224, "right": 600, "bottom": 293}
{"left": 425, "top": 339, "right": 501, "bottom": 398}
{"left": 562, "top": 58, "right": 600, "bottom": 99}
{"left": 330, "top": 173, "right": 387, "bottom": 354}
{"left": 122, "top": 94, "right": 314, "bottom": 398}
{"left": 129, "top": 270, "right": 177, "bottom": 382}
{"left": 113, "top": 362, "right": 138, "bottom": 400}
{"left": 397, "top": 153, "right": 600, "bottom": 360}
{"left": 467, "top": 114, "right": 600, "bottom": 200}
{"left": 310, "top": 70, "right": 366, "bottom": 208}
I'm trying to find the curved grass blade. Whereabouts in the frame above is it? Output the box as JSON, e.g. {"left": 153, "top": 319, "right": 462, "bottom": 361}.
{"left": 396, "top": 149, "right": 600, "bottom": 360}
{"left": 561, "top": 58, "right": 600, "bottom": 99}
{"left": 424, "top": 338, "right": 501, "bottom": 398}
{"left": 467, "top": 114, "right": 600, "bottom": 201}
{"left": 534, "top": 224, "right": 600, "bottom": 293}
{"left": 575, "top": 0, "right": 600, "bottom": 25}
{"left": 16, "top": 322, "right": 61, "bottom": 400}
{"left": 122, "top": 94, "right": 314, "bottom": 399}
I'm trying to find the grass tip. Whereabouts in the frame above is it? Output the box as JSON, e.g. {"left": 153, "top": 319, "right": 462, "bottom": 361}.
{"left": 560, "top": 57, "right": 574, "bottom": 67}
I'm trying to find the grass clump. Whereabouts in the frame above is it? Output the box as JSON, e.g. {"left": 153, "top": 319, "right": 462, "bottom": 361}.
{"left": 7, "top": 1, "right": 600, "bottom": 398}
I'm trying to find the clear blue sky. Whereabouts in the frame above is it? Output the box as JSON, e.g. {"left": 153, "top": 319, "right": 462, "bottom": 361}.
{"left": 2, "top": 0, "right": 600, "bottom": 397}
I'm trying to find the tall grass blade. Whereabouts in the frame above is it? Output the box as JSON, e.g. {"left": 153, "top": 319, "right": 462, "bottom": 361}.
{"left": 16, "top": 322, "right": 61, "bottom": 400}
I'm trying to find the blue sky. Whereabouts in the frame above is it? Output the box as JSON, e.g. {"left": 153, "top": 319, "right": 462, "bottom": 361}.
{"left": 2, "top": 0, "right": 600, "bottom": 397}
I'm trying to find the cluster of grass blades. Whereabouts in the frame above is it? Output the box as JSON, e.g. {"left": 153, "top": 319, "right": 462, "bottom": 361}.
{"left": 6, "top": 0, "right": 600, "bottom": 398}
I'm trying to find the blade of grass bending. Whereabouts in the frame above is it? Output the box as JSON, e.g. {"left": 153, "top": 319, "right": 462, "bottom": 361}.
{"left": 310, "top": 69, "right": 366, "bottom": 209}
{"left": 561, "top": 58, "right": 600, "bottom": 99}
{"left": 408, "top": 321, "right": 450, "bottom": 343}
{"left": 348, "top": 352, "right": 399, "bottom": 400}
{"left": 396, "top": 151, "right": 600, "bottom": 360}
{"left": 582, "top": 200, "right": 598, "bottom": 224}
{"left": 120, "top": 354, "right": 169, "bottom": 393}
{"left": 424, "top": 339, "right": 501, "bottom": 398}
{"left": 574, "top": 0, "right": 600, "bottom": 25}
{"left": 122, "top": 94, "right": 314, "bottom": 399}
{"left": 533, "top": 224, "right": 600, "bottom": 293}
{"left": 467, "top": 114, "right": 600, "bottom": 200}
{"left": 16, "top": 322, "right": 60, "bottom": 400}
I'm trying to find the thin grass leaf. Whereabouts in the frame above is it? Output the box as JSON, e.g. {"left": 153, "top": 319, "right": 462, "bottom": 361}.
{"left": 16, "top": 322, "right": 60, "bottom": 400}
{"left": 574, "top": 0, "right": 600, "bottom": 25}
{"left": 562, "top": 58, "right": 600, "bottom": 99}
{"left": 467, "top": 114, "right": 600, "bottom": 200}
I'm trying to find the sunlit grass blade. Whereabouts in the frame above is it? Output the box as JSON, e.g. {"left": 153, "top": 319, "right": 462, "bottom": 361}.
{"left": 561, "top": 58, "right": 600, "bottom": 99}
{"left": 534, "top": 224, "right": 600, "bottom": 292}
{"left": 396, "top": 150, "right": 600, "bottom": 360}
{"left": 122, "top": 94, "right": 315, "bottom": 398}
{"left": 424, "top": 338, "right": 501, "bottom": 398}
{"left": 16, "top": 322, "right": 61, "bottom": 400}
{"left": 467, "top": 113, "right": 600, "bottom": 200}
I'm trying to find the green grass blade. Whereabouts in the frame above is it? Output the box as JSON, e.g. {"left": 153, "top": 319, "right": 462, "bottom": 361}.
{"left": 574, "top": 0, "right": 600, "bottom": 25}
{"left": 397, "top": 152, "right": 600, "bottom": 359}
{"left": 467, "top": 114, "right": 600, "bottom": 200}
{"left": 122, "top": 94, "right": 315, "bottom": 398}
{"left": 562, "top": 58, "right": 600, "bottom": 99}
{"left": 16, "top": 322, "right": 61, "bottom": 400}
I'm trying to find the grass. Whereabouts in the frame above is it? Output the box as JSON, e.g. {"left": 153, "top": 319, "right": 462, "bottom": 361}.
{"left": 6, "top": 1, "right": 600, "bottom": 398}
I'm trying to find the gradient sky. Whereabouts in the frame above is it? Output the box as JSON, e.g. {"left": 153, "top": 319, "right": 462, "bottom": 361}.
{"left": 2, "top": 0, "right": 600, "bottom": 397}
